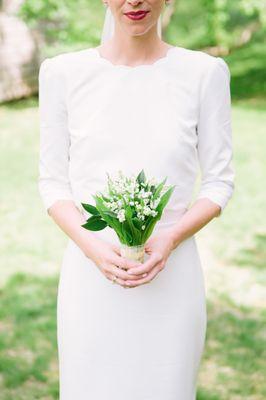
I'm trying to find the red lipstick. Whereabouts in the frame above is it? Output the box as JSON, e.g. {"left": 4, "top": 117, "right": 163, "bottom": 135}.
{"left": 124, "top": 10, "right": 150, "bottom": 21}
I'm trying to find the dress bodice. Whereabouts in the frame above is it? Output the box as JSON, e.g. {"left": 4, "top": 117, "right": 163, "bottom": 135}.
{"left": 38, "top": 45, "right": 235, "bottom": 224}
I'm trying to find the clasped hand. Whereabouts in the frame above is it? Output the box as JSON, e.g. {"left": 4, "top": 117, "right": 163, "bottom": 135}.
{"left": 89, "top": 228, "right": 176, "bottom": 288}
{"left": 124, "top": 228, "right": 176, "bottom": 287}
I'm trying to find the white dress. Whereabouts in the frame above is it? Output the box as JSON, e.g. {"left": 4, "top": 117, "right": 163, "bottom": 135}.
{"left": 38, "top": 45, "right": 235, "bottom": 400}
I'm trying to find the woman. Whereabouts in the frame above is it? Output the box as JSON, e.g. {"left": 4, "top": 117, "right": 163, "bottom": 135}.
{"left": 38, "top": 1, "right": 235, "bottom": 399}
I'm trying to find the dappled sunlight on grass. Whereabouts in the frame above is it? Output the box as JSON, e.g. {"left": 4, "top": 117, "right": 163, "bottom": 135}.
{"left": 198, "top": 294, "right": 266, "bottom": 400}
{"left": 0, "top": 96, "right": 68, "bottom": 288}
{"left": 0, "top": 273, "right": 59, "bottom": 399}
{"left": 233, "top": 232, "right": 266, "bottom": 271}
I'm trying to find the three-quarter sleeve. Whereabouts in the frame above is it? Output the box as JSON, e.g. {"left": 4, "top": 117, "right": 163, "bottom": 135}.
{"left": 38, "top": 56, "right": 74, "bottom": 215}
{"left": 195, "top": 56, "right": 235, "bottom": 216}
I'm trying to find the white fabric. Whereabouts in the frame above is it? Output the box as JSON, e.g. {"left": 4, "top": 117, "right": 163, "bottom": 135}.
{"left": 38, "top": 46, "right": 235, "bottom": 218}
{"left": 38, "top": 46, "right": 235, "bottom": 399}
{"left": 57, "top": 231, "right": 207, "bottom": 400}
{"left": 101, "top": 6, "right": 162, "bottom": 44}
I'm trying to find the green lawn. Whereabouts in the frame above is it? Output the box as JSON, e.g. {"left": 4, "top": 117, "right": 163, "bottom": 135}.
{"left": 0, "top": 46, "right": 265, "bottom": 399}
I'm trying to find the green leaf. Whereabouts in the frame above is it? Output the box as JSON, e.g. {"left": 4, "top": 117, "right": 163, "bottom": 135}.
{"left": 81, "top": 202, "right": 100, "bottom": 215}
{"left": 93, "top": 195, "right": 123, "bottom": 237}
{"left": 142, "top": 218, "right": 157, "bottom": 243}
{"left": 150, "top": 185, "right": 156, "bottom": 194}
{"left": 81, "top": 215, "right": 107, "bottom": 231}
{"left": 156, "top": 185, "right": 176, "bottom": 217}
{"left": 132, "top": 217, "right": 143, "bottom": 230}
{"left": 121, "top": 220, "right": 133, "bottom": 245}
{"left": 102, "top": 210, "right": 117, "bottom": 218}
{"left": 124, "top": 205, "right": 141, "bottom": 245}
{"left": 136, "top": 169, "right": 146, "bottom": 185}
{"left": 153, "top": 177, "right": 167, "bottom": 200}
{"left": 142, "top": 185, "right": 175, "bottom": 242}
{"left": 102, "top": 196, "right": 111, "bottom": 202}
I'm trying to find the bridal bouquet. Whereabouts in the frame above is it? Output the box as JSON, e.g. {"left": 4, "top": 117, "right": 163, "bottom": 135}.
{"left": 80, "top": 169, "right": 175, "bottom": 263}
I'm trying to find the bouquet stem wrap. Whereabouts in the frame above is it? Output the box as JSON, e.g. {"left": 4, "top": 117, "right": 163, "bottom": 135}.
{"left": 120, "top": 243, "right": 145, "bottom": 264}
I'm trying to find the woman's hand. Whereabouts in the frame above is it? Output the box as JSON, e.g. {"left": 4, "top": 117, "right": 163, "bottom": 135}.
{"left": 86, "top": 236, "right": 147, "bottom": 288}
{"left": 124, "top": 228, "right": 177, "bottom": 288}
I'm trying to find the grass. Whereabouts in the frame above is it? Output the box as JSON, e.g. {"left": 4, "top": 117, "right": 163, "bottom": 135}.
{"left": 0, "top": 273, "right": 59, "bottom": 399}
{"left": 0, "top": 39, "right": 265, "bottom": 398}
{"left": 0, "top": 95, "right": 68, "bottom": 287}
{"left": 198, "top": 294, "right": 266, "bottom": 399}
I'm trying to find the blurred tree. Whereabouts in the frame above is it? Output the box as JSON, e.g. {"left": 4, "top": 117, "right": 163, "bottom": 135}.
{"left": 166, "top": 0, "right": 265, "bottom": 54}
{"left": 193, "top": 0, "right": 265, "bottom": 54}
{"left": 16, "top": 0, "right": 266, "bottom": 54}
{"left": 18, "top": 0, "right": 103, "bottom": 47}
{"left": 202, "top": 0, "right": 258, "bottom": 47}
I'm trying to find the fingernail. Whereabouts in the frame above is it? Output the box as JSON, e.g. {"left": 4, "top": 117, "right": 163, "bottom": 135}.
{"left": 128, "top": 270, "right": 134, "bottom": 274}
{"left": 126, "top": 282, "right": 131, "bottom": 286}
{"left": 142, "top": 273, "right": 148, "bottom": 277}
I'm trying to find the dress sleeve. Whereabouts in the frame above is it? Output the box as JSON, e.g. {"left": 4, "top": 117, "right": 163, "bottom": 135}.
{"left": 38, "top": 57, "right": 74, "bottom": 215}
{"left": 195, "top": 56, "right": 235, "bottom": 217}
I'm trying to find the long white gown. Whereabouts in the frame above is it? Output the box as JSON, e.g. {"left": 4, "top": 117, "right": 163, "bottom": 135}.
{"left": 38, "top": 45, "right": 235, "bottom": 400}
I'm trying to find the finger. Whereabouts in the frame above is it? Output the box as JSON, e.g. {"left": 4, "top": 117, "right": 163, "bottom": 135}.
{"left": 112, "top": 266, "right": 147, "bottom": 281}
{"left": 110, "top": 243, "right": 122, "bottom": 256}
{"left": 108, "top": 264, "right": 142, "bottom": 281}
{"left": 105, "top": 272, "right": 127, "bottom": 288}
{"left": 106, "top": 264, "right": 129, "bottom": 280}
{"left": 125, "top": 266, "right": 160, "bottom": 287}
{"left": 127, "top": 252, "right": 162, "bottom": 275}
{"left": 106, "top": 262, "right": 147, "bottom": 280}
{"left": 112, "top": 254, "right": 142, "bottom": 271}
{"left": 124, "top": 257, "right": 143, "bottom": 269}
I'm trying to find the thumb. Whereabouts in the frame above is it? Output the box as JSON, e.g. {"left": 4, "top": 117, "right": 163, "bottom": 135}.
{"left": 144, "top": 239, "right": 153, "bottom": 255}
{"left": 144, "top": 251, "right": 161, "bottom": 269}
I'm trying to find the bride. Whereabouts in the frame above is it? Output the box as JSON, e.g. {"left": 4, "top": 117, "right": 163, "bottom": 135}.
{"left": 38, "top": 1, "right": 235, "bottom": 399}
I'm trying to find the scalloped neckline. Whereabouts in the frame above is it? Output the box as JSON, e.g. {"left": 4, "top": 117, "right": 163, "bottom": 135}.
{"left": 92, "top": 46, "right": 177, "bottom": 69}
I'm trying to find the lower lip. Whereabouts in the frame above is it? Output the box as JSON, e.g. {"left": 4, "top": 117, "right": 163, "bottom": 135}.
{"left": 125, "top": 12, "right": 150, "bottom": 21}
